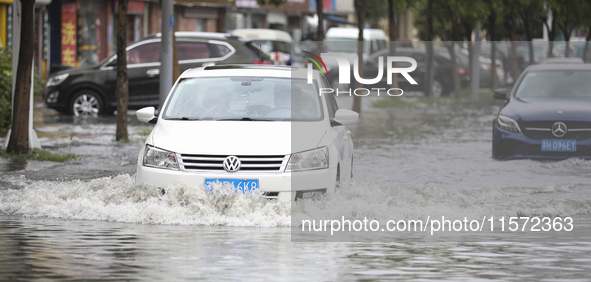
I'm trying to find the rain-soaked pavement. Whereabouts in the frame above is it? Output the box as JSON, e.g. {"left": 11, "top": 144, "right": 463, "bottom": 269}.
{"left": 1, "top": 95, "right": 590, "bottom": 280}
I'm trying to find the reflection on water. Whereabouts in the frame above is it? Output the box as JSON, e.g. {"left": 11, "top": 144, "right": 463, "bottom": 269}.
{"left": 0, "top": 158, "right": 27, "bottom": 172}
{"left": 0, "top": 216, "right": 590, "bottom": 280}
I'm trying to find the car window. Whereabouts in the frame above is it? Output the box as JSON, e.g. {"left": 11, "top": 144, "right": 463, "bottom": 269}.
{"left": 244, "top": 42, "right": 273, "bottom": 62}
{"left": 212, "top": 43, "right": 232, "bottom": 57}
{"left": 128, "top": 42, "right": 160, "bottom": 64}
{"left": 377, "top": 40, "right": 387, "bottom": 51}
{"left": 395, "top": 52, "right": 424, "bottom": 67}
{"left": 515, "top": 70, "right": 591, "bottom": 98}
{"left": 178, "top": 42, "right": 211, "bottom": 60}
{"left": 163, "top": 77, "right": 323, "bottom": 121}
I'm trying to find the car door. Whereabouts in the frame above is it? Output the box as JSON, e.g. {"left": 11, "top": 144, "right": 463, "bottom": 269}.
{"left": 395, "top": 51, "right": 425, "bottom": 92}
{"left": 323, "top": 77, "right": 353, "bottom": 176}
{"left": 362, "top": 52, "right": 386, "bottom": 88}
{"left": 126, "top": 40, "right": 162, "bottom": 107}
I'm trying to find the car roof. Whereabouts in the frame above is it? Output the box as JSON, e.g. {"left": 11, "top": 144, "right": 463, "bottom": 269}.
{"left": 179, "top": 65, "right": 312, "bottom": 79}
{"left": 142, "top": 31, "right": 235, "bottom": 41}
{"left": 539, "top": 57, "right": 584, "bottom": 64}
{"left": 325, "top": 27, "right": 387, "bottom": 39}
{"left": 526, "top": 63, "right": 591, "bottom": 71}
{"left": 230, "top": 29, "right": 293, "bottom": 42}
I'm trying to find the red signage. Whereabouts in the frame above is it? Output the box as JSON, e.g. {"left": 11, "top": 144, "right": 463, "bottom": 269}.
{"left": 61, "top": 3, "right": 77, "bottom": 66}
{"left": 128, "top": 1, "right": 145, "bottom": 14}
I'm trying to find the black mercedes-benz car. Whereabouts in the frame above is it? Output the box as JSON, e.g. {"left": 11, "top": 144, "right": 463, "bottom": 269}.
{"left": 43, "top": 32, "right": 271, "bottom": 116}
{"left": 492, "top": 63, "right": 591, "bottom": 160}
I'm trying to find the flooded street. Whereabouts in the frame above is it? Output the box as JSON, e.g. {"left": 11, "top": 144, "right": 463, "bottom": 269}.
{"left": 1, "top": 96, "right": 590, "bottom": 280}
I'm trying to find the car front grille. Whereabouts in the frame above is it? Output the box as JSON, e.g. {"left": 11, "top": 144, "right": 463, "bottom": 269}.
{"left": 178, "top": 154, "right": 289, "bottom": 172}
{"left": 523, "top": 121, "right": 591, "bottom": 139}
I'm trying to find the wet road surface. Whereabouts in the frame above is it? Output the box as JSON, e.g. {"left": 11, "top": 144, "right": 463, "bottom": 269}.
{"left": 1, "top": 96, "right": 590, "bottom": 280}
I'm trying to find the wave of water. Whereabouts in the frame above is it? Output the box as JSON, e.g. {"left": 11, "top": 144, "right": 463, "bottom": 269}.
{"left": 0, "top": 175, "right": 290, "bottom": 227}
{"left": 2, "top": 170, "right": 589, "bottom": 227}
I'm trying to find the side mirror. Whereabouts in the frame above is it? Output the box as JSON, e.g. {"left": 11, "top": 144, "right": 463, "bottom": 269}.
{"left": 493, "top": 88, "right": 508, "bottom": 100}
{"left": 333, "top": 109, "right": 359, "bottom": 125}
{"left": 136, "top": 107, "right": 157, "bottom": 124}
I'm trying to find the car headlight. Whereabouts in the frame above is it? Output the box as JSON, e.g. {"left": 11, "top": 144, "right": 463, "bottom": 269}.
{"left": 286, "top": 147, "right": 328, "bottom": 172}
{"left": 46, "top": 73, "right": 69, "bottom": 87}
{"left": 142, "top": 145, "right": 179, "bottom": 170}
{"left": 497, "top": 115, "right": 521, "bottom": 133}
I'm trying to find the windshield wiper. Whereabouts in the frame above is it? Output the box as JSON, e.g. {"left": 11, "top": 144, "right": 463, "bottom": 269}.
{"left": 218, "top": 117, "right": 273, "bottom": 121}
{"left": 166, "top": 117, "right": 200, "bottom": 121}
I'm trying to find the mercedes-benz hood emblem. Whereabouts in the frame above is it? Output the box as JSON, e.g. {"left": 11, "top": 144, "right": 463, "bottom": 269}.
{"left": 551, "top": 122, "right": 567, "bottom": 138}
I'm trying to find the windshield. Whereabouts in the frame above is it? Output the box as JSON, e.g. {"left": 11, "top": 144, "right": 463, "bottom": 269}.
{"left": 251, "top": 40, "right": 292, "bottom": 54}
{"left": 162, "top": 77, "right": 323, "bottom": 121}
{"left": 515, "top": 70, "right": 591, "bottom": 99}
{"left": 324, "top": 38, "right": 369, "bottom": 53}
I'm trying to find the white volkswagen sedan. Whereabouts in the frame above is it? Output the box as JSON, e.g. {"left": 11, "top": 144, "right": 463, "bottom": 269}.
{"left": 135, "top": 65, "right": 358, "bottom": 201}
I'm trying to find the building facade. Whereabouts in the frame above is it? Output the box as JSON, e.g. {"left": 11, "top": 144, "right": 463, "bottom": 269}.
{"left": 33, "top": 0, "right": 354, "bottom": 77}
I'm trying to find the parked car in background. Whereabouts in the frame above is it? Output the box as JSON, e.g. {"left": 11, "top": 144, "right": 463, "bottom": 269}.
{"left": 492, "top": 63, "right": 591, "bottom": 160}
{"left": 323, "top": 27, "right": 388, "bottom": 69}
{"left": 135, "top": 65, "right": 358, "bottom": 201}
{"left": 326, "top": 47, "right": 470, "bottom": 97}
{"left": 436, "top": 47, "right": 507, "bottom": 88}
{"left": 43, "top": 32, "right": 271, "bottom": 116}
{"left": 540, "top": 57, "right": 584, "bottom": 64}
{"left": 230, "top": 28, "right": 293, "bottom": 65}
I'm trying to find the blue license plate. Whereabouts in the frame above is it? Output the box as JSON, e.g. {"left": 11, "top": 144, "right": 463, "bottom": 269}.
{"left": 541, "top": 139, "right": 576, "bottom": 152}
{"left": 204, "top": 178, "right": 259, "bottom": 193}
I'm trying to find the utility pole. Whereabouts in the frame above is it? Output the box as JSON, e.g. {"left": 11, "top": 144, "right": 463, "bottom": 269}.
{"left": 159, "top": 0, "right": 173, "bottom": 108}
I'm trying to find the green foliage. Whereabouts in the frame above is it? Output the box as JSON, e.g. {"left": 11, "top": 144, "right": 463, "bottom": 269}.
{"left": 0, "top": 48, "right": 46, "bottom": 133}
{"left": 365, "top": 0, "right": 388, "bottom": 28}
{"left": 0, "top": 150, "right": 81, "bottom": 162}
{"left": 413, "top": 0, "right": 488, "bottom": 41}
{"left": 256, "top": 0, "right": 286, "bottom": 7}
{"left": 364, "top": 0, "right": 418, "bottom": 28}
{"left": 0, "top": 48, "right": 12, "bottom": 132}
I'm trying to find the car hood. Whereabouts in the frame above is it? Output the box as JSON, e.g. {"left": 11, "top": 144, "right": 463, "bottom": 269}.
{"left": 53, "top": 64, "right": 101, "bottom": 76}
{"left": 149, "top": 120, "right": 328, "bottom": 155}
{"left": 502, "top": 98, "right": 591, "bottom": 121}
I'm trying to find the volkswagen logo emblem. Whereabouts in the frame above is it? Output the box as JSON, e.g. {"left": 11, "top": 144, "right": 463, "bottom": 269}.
{"left": 223, "top": 156, "right": 241, "bottom": 172}
{"left": 551, "top": 122, "right": 567, "bottom": 138}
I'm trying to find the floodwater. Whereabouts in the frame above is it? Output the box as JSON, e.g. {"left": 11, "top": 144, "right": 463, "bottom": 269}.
{"left": 1, "top": 97, "right": 590, "bottom": 280}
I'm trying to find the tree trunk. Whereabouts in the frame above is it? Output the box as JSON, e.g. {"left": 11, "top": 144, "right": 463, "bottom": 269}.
{"left": 466, "top": 41, "right": 473, "bottom": 81}
{"left": 316, "top": 0, "right": 324, "bottom": 41}
{"left": 388, "top": 0, "right": 398, "bottom": 88}
{"left": 488, "top": 9, "right": 498, "bottom": 89}
{"left": 7, "top": 0, "right": 34, "bottom": 154}
{"left": 446, "top": 42, "right": 461, "bottom": 99}
{"left": 352, "top": 0, "right": 365, "bottom": 113}
{"left": 491, "top": 41, "right": 498, "bottom": 90}
{"left": 521, "top": 13, "right": 535, "bottom": 65}
{"left": 510, "top": 12, "right": 519, "bottom": 83}
{"left": 423, "top": 0, "right": 434, "bottom": 97}
{"left": 563, "top": 26, "right": 572, "bottom": 57}
{"left": 115, "top": 0, "right": 129, "bottom": 142}
{"left": 528, "top": 41, "right": 534, "bottom": 65}
{"left": 543, "top": 13, "right": 556, "bottom": 58}
{"left": 582, "top": 28, "right": 590, "bottom": 63}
